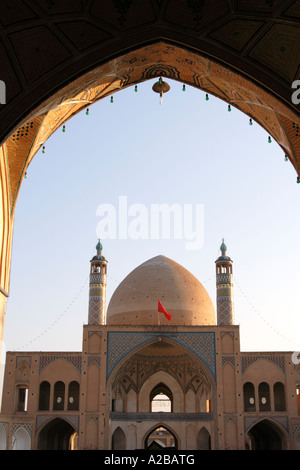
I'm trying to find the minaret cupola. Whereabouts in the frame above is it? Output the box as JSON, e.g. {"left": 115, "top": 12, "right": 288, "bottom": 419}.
{"left": 88, "top": 240, "right": 108, "bottom": 325}
{"left": 215, "top": 239, "right": 234, "bottom": 325}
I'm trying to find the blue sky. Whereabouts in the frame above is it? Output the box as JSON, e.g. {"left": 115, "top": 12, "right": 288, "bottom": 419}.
{"left": 2, "top": 78, "right": 300, "bottom": 357}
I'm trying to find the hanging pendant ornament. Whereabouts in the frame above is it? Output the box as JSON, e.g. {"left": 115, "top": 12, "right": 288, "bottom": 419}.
{"left": 268, "top": 136, "right": 272, "bottom": 143}
{"left": 228, "top": 104, "right": 231, "bottom": 112}
{"left": 152, "top": 76, "right": 170, "bottom": 105}
{"left": 86, "top": 108, "right": 89, "bottom": 115}
{"left": 134, "top": 85, "right": 138, "bottom": 92}
{"left": 62, "top": 125, "right": 66, "bottom": 132}
{"left": 110, "top": 96, "right": 114, "bottom": 103}
{"left": 205, "top": 93, "right": 209, "bottom": 101}
{"left": 42, "top": 146, "right": 46, "bottom": 154}
{"left": 249, "top": 118, "right": 253, "bottom": 126}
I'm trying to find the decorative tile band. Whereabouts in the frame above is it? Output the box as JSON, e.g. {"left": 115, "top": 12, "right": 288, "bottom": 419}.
{"left": 110, "top": 412, "right": 213, "bottom": 421}
{"left": 241, "top": 355, "right": 286, "bottom": 376}
{"left": 107, "top": 331, "right": 216, "bottom": 380}
{"left": 87, "top": 356, "right": 101, "bottom": 368}
{"left": 39, "top": 356, "right": 82, "bottom": 375}
{"left": 222, "top": 356, "right": 235, "bottom": 368}
{"left": 292, "top": 424, "right": 300, "bottom": 438}
{"left": 12, "top": 423, "right": 33, "bottom": 437}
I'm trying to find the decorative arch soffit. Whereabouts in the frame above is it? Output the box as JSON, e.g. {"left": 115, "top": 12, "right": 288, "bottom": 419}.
{"left": 108, "top": 334, "right": 215, "bottom": 394}
{"left": 1, "top": 35, "right": 300, "bottom": 218}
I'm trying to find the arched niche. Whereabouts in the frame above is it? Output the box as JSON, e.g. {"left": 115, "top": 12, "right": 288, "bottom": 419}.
{"left": 139, "top": 370, "right": 183, "bottom": 413}
{"left": 112, "top": 426, "right": 126, "bottom": 450}
{"left": 12, "top": 427, "right": 31, "bottom": 450}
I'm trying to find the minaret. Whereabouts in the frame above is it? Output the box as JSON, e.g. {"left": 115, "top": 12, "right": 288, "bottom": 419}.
{"left": 215, "top": 239, "right": 234, "bottom": 325}
{"left": 88, "top": 240, "right": 108, "bottom": 325}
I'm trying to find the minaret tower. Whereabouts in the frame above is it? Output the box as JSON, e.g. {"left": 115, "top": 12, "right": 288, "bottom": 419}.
{"left": 215, "top": 239, "right": 234, "bottom": 325}
{"left": 88, "top": 240, "right": 108, "bottom": 325}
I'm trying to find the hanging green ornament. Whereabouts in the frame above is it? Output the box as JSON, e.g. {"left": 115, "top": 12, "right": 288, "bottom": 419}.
{"left": 24, "top": 172, "right": 27, "bottom": 179}
{"left": 110, "top": 96, "right": 114, "bottom": 103}
{"left": 42, "top": 146, "right": 45, "bottom": 154}
{"left": 205, "top": 93, "right": 209, "bottom": 101}
{"left": 228, "top": 105, "right": 231, "bottom": 112}
{"left": 62, "top": 125, "right": 66, "bottom": 132}
{"left": 285, "top": 155, "right": 288, "bottom": 161}
{"left": 86, "top": 108, "right": 89, "bottom": 115}
{"left": 268, "top": 136, "right": 272, "bottom": 143}
{"left": 134, "top": 85, "right": 138, "bottom": 92}
{"left": 297, "top": 177, "right": 300, "bottom": 184}
{"left": 249, "top": 118, "right": 253, "bottom": 126}
{"left": 182, "top": 84, "right": 186, "bottom": 92}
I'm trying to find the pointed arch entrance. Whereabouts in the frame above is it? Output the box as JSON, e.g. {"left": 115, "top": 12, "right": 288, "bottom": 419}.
{"left": 108, "top": 335, "right": 215, "bottom": 449}
{"left": 246, "top": 419, "right": 288, "bottom": 450}
{"left": 37, "top": 418, "right": 78, "bottom": 450}
{"left": 145, "top": 425, "right": 177, "bottom": 450}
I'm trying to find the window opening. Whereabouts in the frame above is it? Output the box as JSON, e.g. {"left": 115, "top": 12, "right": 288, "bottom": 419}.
{"left": 17, "top": 387, "right": 28, "bottom": 412}
{"left": 150, "top": 383, "right": 172, "bottom": 412}
{"left": 151, "top": 393, "right": 171, "bottom": 412}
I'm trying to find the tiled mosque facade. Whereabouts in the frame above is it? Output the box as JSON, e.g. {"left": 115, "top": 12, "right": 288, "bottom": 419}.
{"left": 0, "top": 242, "right": 300, "bottom": 450}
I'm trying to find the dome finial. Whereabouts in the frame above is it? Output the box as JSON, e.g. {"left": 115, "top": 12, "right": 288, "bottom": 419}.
{"left": 220, "top": 238, "right": 227, "bottom": 256}
{"left": 96, "top": 239, "right": 102, "bottom": 256}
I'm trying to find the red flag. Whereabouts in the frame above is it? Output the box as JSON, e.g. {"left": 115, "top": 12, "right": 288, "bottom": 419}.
{"left": 158, "top": 299, "right": 171, "bottom": 321}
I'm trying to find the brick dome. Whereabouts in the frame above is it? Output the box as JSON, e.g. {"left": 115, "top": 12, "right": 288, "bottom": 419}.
{"left": 106, "top": 255, "right": 216, "bottom": 326}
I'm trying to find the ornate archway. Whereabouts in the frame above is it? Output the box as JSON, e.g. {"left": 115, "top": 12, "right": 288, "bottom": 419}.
{"left": 37, "top": 417, "right": 78, "bottom": 450}
{"left": 0, "top": 1, "right": 299, "bottom": 348}
{"left": 245, "top": 418, "right": 288, "bottom": 450}
{"left": 145, "top": 424, "right": 177, "bottom": 449}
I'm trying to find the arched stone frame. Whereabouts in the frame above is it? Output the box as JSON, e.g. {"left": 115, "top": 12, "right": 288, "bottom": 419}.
{"left": 150, "top": 382, "right": 173, "bottom": 412}
{"left": 36, "top": 416, "right": 78, "bottom": 450}
{"left": 185, "top": 388, "right": 196, "bottom": 413}
{"left": 143, "top": 422, "right": 179, "bottom": 450}
{"left": 127, "top": 388, "right": 137, "bottom": 413}
{"left": 107, "top": 335, "right": 218, "bottom": 449}
{"left": 258, "top": 382, "right": 271, "bottom": 412}
{"left": 273, "top": 381, "right": 286, "bottom": 412}
{"left": 110, "top": 423, "right": 137, "bottom": 450}
{"left": 85, "top": 416, "right": 98, "bottom": 450}
{"left": 38, "top": 380, "right": 51, "bottom": 411}
{"left": 36, "top": 414, "right": 79, "bottom": 435}
{"left": 67, "top": 380, "right": 80, "bottom": 411}
{"left": 107, "top": 335, "right": 217, "bottom": 411}
{"left": 197, "top": 382, "right": 212, "bottom": 413}
{"left": 111, "top": 426, "right": 126, "bottom": 450}
{"left": 139, "top": 370, "right": 183, "bottom": 413}
{"left": 245, "top": 417, "right": 290, "bottom": 450}
{"left": 16, "top": 358, "right": 31, "bottom": 382}
{"left": 111, "top": 382, "right": 126, "bottom": 413}
{"left": 107, "top": 334, "right": 217, "bottom": 383}
{"left": 53, "top": 381, "right": 65, "bottom": 411}
{"left": 11, "top": 425, "right": 31, "bottom": 450}
{"left": 196, "top": 425, "right": 211, "bottom": 450}
{"left": 243, "top": 382, "right": 256, "bottom": 412}
{"left": 224, "top": 416, "right": 238, "bottom": 450}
